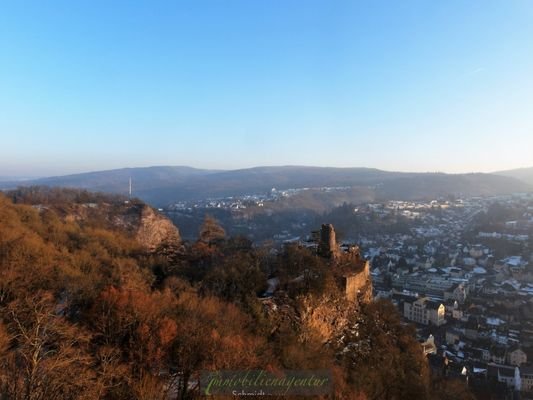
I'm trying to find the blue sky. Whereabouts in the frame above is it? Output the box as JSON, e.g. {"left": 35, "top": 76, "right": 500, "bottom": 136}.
{"left": 1, "top": 0, "right": 532, "bottom": 177}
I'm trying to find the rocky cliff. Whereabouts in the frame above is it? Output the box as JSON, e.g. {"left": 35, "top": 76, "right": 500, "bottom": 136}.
{"left": 6, "top": 187, "right": 181, "bottom": 255}
{"left": 262, "top": 288, "right": 365, "bottom": 346}
{"left": 299, "top": 294, "right": 358, "bottom": 344}
{"left": 64, "top": 202, "right": 182, "bottom": 253}
{"left": 135, "top": 205, "right": 181, "bottom": 252}
{"left": 75, "top": 202, "right": 182, "bottom": 254}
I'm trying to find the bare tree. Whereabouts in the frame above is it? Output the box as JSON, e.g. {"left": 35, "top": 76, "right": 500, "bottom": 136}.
{"left": 0, "top": 291, "right": 98, "bottom": 400}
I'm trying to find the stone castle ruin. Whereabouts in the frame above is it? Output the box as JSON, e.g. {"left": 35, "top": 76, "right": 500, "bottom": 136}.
{"left": 314, "top": 224, "right": 372, "bottom": 304}
{"left": 261, "top": 224, "right": 373, "bottom": 344}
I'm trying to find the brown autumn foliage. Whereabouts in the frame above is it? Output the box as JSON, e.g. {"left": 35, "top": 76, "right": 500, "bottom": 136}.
{"left": 0, "top": 189, "right": 474, "bottom": 399}
{"left": 337, "top": 299, "right": 431, "bottom": 400}
{"left": 198, "top": 215, "right": 226, "bottom": 244}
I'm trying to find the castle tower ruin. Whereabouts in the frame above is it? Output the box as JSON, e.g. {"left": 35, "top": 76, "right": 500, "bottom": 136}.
{"left": 318, "top": 224, "right": 339, "bottom": 259}
{"left": 316, "top": 223, "right": 372, "bottom": 304}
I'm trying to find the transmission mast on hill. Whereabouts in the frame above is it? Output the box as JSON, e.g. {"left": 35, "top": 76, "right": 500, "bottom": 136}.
{"left": 129, "top": 177, "right": 132, "bottom": 199}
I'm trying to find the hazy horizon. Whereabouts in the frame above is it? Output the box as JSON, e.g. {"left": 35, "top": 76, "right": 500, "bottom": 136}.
{"left": 2, "top": 163, "right": 533, "bottom": 182}
{"left": 1, "top": 1, "right": 533, "bottom": 176}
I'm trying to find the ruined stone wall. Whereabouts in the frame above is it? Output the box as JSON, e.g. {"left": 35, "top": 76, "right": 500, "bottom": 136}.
{"left": 344, "top": 260, "right": 372, "bottom": 304}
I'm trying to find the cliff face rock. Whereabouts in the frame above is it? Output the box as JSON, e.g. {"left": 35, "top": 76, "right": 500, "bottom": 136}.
{"left": 135, "top": 205, "right": 181, "bottom": 252}
{"left": 299, "top": 295, "right": 357, "bottom": 344}
{"left": 4, "top": 187, "right": 181, "bottom": 258}
{"left": 37, "top": 197, "right": 181, "bottom": 254}
{"left": 262, "top": 291, "right": 362, "bottom": 346}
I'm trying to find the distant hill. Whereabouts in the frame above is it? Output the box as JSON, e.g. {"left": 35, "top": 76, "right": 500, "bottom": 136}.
{"left": 374, "top": 173, "right": 532, "bottom": 200}
{"left": 1, "top": 165, "right": 531, "bottom": 207}
{"left": 494, "top": 166, "right": 533, "bottom": 186}
{"left": 0, "top": 166, "right": 221, "bottom": 198}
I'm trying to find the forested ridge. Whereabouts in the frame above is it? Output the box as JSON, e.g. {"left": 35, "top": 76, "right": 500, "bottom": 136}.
{"left": 2, "top": 166, "right": 530, "bottom": 207}
{"left": 0, "top": 188, "right": 473, "bottom": 399}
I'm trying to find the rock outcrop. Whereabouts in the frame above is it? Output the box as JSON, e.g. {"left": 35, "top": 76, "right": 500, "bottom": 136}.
{"left": 299, "top": 294, "right": 358, "bottom": 343}
{"left": 135, "top": 205, "right": 181, "bottom": 253}
{"left": 34, "top": 192, "right": 182, "bottom": 256}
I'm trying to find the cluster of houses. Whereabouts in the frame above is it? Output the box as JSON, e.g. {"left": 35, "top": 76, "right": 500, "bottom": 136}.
{"left": 365, "top": 194, "right": 533, "bottom": 395}
{"left": 167, "top": 186, "right": 354, "bottom": 212}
